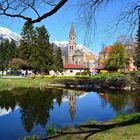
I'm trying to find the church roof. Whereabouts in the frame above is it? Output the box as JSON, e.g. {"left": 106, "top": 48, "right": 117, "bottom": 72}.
{"left": 64, "top": 64, "right": 87, "bottom": 69}
{"left": 85, "top": 54, "right": 96, "bottom": 61}
{"left": 100, "top": 46, "right": 112, "bottom": 54}
{"left": 73, "top": 50, "right": 83, "bottom": 57}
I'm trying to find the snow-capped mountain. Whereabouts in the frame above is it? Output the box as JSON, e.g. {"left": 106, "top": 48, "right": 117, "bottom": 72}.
{"left": 51, "top": 41, "right": 95, "bottom": 56}
{"left": 0, "top": 27, "right": 95, "bottom": 57}
{"left": 0, "top": 27, "right": 21, "bottom": 44}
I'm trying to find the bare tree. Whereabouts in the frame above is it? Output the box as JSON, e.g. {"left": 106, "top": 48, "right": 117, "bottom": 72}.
{"left": 0, "top": 0, "right": 140, "bottom": 36}
{"left": 0, "top": 0, "right": 68, "bottom": 23}
{"left": 78, "top": 1, "right": 140, "bottom": 34}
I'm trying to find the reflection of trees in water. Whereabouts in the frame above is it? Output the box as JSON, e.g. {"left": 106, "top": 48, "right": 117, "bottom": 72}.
{"left": 0, "top": 88, "right": 63, "bottom": 133}
{"left": 99, "top": 91, "right": 140, "bottom": 115}
{"left": 0, "top": 88, "right": 140, "bottom": 133}
{"left": 0, "top": 90, "right": 16, "bottom": 111}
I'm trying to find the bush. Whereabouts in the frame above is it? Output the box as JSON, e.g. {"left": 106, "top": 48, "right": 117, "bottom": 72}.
{"left": 81, "top": 71, "right": 88, "bottom": 75}
{"left": 100, "top": 70, "right": 109, "bottom": 74}
{"left": 129, "top": 71, "right": 136, "bottom": 76}
{"left": 47, "top": 124, "right": 57, "bottom": 135}
{"left": 76, "top": 72, "right": 81, "bottom": 75}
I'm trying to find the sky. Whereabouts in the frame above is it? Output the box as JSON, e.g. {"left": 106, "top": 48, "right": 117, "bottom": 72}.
{"left": 0, "top": 0, "right": 138, "bottom": 54}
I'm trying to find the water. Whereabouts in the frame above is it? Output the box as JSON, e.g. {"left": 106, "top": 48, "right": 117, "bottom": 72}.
{"left": 0, "top": 88, "right": 140, "bottom": 140}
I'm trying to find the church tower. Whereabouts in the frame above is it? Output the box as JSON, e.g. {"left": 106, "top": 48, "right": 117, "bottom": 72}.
{"left": 68, "top": 25, "right": 76, "bottom": 64}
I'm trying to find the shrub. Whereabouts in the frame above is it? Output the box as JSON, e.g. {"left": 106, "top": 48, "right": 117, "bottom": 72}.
{"left": 76, "top": 72, "right": 81, "bottom": 75}
{"left": 47, "top": 124, "right": 57, "bottom": 135}
{"left": 100, "top": 70, "right": 109, "bottom": 74}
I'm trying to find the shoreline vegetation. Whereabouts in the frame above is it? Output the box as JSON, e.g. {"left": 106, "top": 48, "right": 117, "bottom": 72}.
{"left": 0, "top": 71, "right": 140, "bottom": 91}
{"left": 19, "top": 113, "right": 140, "bottom": 140}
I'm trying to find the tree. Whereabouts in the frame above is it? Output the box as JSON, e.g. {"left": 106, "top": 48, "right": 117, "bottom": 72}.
{"left": 0, "top": 39, "right": 17, "bottom": 73}
{"left": 29, "top": 25, "right": 54, "bottom": 74}
{"left": 135, "top": 18, "right": 140, "bottom": 69}
{"left": 53, "top": 47, "right": 63, "bottom": 72}
{"left": 9, "top": 58, "right": 29, "bottom": 70}
{"left": 0, "top": 0, "right": 68, "bottom": 23}
{"left": 17, "top": 22, "right": 36, "bottom": 61}
{"left": 105, "top": 42, "right": 128, "bottom": 71}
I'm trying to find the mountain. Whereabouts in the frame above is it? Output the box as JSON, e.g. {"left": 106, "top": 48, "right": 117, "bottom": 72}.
{"left": 0, "top": 27, "right": 95, "bottom": 58}
{"left": 0, "top": 27, "right": 21, "bottom": 44}
{"left": 51, "top": 41, "right": 95, "bottom": 57}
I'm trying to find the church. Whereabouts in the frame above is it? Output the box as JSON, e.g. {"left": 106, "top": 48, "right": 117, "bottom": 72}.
{"left": 67, "top": 25, "right": 84, "bottom": 65}
{"left": 63, "top": 25, "right": 96, "bottom": 75}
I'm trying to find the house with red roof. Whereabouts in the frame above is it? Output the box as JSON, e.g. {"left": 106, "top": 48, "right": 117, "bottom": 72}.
{"left": 63, "top": 63, "right": 88, "bottom": 75}
{"left": 97, "top": 44, "right": 137, "bottom": 71}
{"left": 98, "top": 46, "right": 113, "bottom": 70}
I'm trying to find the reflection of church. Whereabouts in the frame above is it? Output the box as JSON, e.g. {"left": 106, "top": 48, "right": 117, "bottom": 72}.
{"left": 68, "top": 90, "right": 76, "bottom": 121}
{"left": 65, "top": 89, "right": 84, "bottom": 121}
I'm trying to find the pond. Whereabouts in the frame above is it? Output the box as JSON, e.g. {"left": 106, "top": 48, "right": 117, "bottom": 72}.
{"left": 0, "top": 88, "right": 140, "bottom": 140}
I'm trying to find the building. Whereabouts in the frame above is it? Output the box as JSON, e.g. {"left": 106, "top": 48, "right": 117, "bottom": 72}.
{"left": 67, "top": 25, "right": 84, "bottom": 65}
{"left": 62, "top": 25, "right": 96, "bottom": 75}
{"left": 126, "top": 43, "right": 137, "bottom": 71}
{"left": 98, "top": 44, "right": 137, "bottom": 71}
{"left": 63, "top": 25, "right": 96, "bottom": 68}
{"left": 63, "top": 63, "right": 88, "bottom": 75}
{"left": 98, "top": 46, "right": 112, "bottom": 69}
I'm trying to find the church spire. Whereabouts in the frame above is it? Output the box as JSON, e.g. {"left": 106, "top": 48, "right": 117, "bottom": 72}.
{"left": 69, "top": 24, "right": 76, "bottom": 36}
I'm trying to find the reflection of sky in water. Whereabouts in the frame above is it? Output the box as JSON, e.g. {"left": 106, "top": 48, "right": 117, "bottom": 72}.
{"left": 0, "top": 89, "right": 140, "bottom": 140}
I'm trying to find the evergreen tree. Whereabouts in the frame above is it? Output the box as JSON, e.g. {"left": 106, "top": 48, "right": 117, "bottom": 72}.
{"left": 29, "top": 25, "right": 53, "bottom": 74}
{"left": 17, "top": 21, "right": 35, "bottom": 62}
{"left": 53, "top": 47, "right": 63, "bottom": 72}
{"left": 135, "top": 18, "right": 140, "bottom": 69}
{"left": 0, "top": 40, "right": 17, "bottom": 73}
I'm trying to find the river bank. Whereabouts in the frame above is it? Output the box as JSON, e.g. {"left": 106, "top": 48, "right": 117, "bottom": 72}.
{"left": 0, "top": 71, "right": 140, "bottom": 91}
{"left": 50, "top": 71, "right": 140, "bottom": 90}
{"left": 21, "top": 113, "right": 140, "bottom": 140}
{"left": 46, "top": 113, "right": 140, "bottom": 140}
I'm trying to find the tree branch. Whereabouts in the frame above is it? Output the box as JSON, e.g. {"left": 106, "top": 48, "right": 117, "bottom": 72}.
{"left": 0, "top": 0, "right": 68, "bottom": 23}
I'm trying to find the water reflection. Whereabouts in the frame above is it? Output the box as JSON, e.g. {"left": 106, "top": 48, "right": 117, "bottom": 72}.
{"left": 99, "top": 91, "right": 140, "bottom": 114}
{"left": 0, "top": 88, "right": 140, "bottom": 135}
{"left": 0, "top": 88, "right": 63, "bottom": 132}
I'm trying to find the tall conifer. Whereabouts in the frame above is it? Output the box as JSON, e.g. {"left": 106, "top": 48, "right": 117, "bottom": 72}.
{"left": 54, "top": 48, "right": 63, "bottom": 72}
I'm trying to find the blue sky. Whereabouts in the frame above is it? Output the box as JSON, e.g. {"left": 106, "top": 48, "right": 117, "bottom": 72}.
{"left": 0, "top": 0, "right": 138, "bottom": 54}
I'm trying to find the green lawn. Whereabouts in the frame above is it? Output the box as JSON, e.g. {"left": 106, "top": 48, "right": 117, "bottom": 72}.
{"left": 0, "top": 70, "right": 139, "bottom": 91}
{"left": 48, "top": 113, "right": 140, "bottom": 140}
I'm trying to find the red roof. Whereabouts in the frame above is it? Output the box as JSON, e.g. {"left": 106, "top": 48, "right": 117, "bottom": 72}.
{"left": 101, "top": 46, "right": 112, "bottom": 53}
{"left": 64, "top": 64, "right": 87, "bottom": 69}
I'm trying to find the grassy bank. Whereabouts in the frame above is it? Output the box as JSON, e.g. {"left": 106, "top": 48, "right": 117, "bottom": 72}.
{"left": 0, "top": 77, "right": 53, "bottom": 91}
{"left": 0, "top": 71, "right": 140, "bottom": 91}
{"left": 45, "top": 113, "right": 140, "bottom": 140}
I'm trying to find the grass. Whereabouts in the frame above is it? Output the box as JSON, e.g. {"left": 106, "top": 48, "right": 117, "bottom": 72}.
{"left": 0, "top": 70, "right": 139, "bottom": 91}
{"left": 0, "top": 77, "right": 53, "bottom": 91}
{"left": 51, "top": 113, "right": 140, "bottom": 140}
